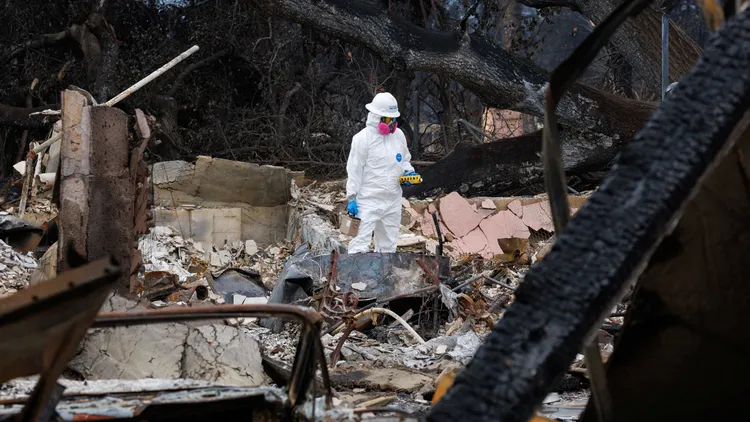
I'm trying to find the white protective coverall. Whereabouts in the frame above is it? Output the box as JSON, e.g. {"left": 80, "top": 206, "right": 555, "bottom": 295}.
{"left": 346, "top": 112, "right": 414, "bottom": 253}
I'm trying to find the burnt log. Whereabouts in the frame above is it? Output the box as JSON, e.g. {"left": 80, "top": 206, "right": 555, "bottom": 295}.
{"left": 406, "top": 128, "right": 625, "bottom": 198}
{"left": 0, "top": 104, "right": 58, "bottom": 129}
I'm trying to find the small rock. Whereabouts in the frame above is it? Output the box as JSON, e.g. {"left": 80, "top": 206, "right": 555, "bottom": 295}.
{"left": 543, "top": 392, "right": 561, "bottom": 404}
{"left": 351, "top": 282, "right": 367, "bottom": 291}
{"left": 245, "top": 240, "right": 258, "bottom": 255}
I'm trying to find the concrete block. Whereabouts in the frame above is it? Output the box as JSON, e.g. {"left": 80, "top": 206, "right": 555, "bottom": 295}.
{"left": 153, "top": 209, "right": 191, "bottom": 237}
{"left": 212, "top": 208, "right": 242, "bottom": 247}
{"left": 241, "top": 205, "right": 288, "bottom": 247}
{"left": 151, "top": 160, "right": 195, "bottom": 187}
{"left": 190, "top": 209, "right": 215, "bottom": 245}
{"left": 89, "top": 106, "right": 130, "bottom": 177}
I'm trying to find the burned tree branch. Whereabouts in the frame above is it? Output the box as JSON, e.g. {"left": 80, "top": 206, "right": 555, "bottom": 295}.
{"left": 5, "top": 30, "right": 71, "bottom": 60}
{"left": 0, "top": 104, "right": 59, "bottom": 129}
{"left": 167, "top": 48, "right": 232, "bottom": 97}
{"left": 249, "top": 0, "right": 655, "bottom": 139}
{"left": 515, "top": 0, "right": 582, "bottom": 12}
{"left": 407, "top": 128, "right": 621, "bottom": 198}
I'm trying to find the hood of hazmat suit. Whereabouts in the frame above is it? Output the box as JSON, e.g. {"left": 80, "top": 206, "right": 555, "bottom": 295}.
{"left": 345, "top": 111, "right": 415, "bottom": 253}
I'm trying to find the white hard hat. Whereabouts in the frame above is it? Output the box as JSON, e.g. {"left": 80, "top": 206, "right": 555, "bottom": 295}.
{"left": 666, "top": 81, "right": 679, "bottom": 94}
{"left": 365, "top": 92, "right": 400, "bottom": 118}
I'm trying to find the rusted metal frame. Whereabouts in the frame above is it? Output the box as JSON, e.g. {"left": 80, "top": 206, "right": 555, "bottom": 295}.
{"left": 323, "top": 285, "right": 439, "bottom": 336}
{"left": 329, "top": 322, "right": 356, "bottom": 368}
{"left": 92, "top": 304, "right": 332, "bottom": 409}
{"left": 316, "top": 250, "right": 339, "bottom": 314}
{"left": 318, "top": 249, "right": 360, "bottom": 368}
{"left": 416, "top": 257, "right": 441, "bottom": 286}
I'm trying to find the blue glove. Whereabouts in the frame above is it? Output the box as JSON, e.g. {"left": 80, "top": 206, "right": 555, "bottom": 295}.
{"left": 403, "top": 171, "right": 419, "bottom": 185}
{"left": 347, "top": 200, "right": 358, "bottom": 216}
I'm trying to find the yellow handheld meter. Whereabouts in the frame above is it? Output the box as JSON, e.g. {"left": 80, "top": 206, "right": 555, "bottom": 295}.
{"left": 399, "top": 174, "right": 422, "bottom": 185}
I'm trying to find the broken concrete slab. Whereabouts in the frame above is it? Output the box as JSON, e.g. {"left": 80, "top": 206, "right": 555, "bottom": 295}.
{"left": 331, "top": 363, "right": 434, "bottom": 393}
{"left": 182, "top": 324, "right": 267, "bottom": 386}
{"left": 70, "top": 294, "right": 268, "bottom": 386}
{"left": 420, "top": 209, "right": 450, "bottom": 240}
{"left": 438, "top": 192, "right": 483, "bottom": 238}
{"left": 480, "top": 199, "right": 496, "bottom": 210}
{"left": 289, "top": 208, "right": 347, "bottom": 255}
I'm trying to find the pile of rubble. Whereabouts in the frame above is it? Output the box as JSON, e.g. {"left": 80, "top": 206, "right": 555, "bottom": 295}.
{"left": 289, "top": 178, "right": 587, "bottom": 263}
{"left": 0, "top": 238, "right": 37, "bottom": 298}
{"left": 0, "top": 155, "right": 610, "bottom": 420}
{"left": 136, "top": 225, "right": 293, "bottom": 305}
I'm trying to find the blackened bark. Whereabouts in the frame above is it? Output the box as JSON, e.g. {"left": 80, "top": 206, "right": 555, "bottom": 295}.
{"left": 0, "top": 104, "right": 58, "bottom": 129}
{"left": 405, "top": 128, "right": 621, "bottom": 198}
{"left": 574, "top": 0, "right": 702, "bottom": 98}
{"left": 250, "top": 0, "right": 656, "bottom": 139}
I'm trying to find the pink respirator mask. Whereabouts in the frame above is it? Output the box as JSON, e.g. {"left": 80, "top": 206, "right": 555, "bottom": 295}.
{"left": 378, "top": 117, "right": 398, "bottom": 135}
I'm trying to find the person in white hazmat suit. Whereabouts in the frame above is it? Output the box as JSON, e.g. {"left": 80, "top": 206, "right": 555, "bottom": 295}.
{"left": 346, "top": 92, "right": 420, "bottom": 253}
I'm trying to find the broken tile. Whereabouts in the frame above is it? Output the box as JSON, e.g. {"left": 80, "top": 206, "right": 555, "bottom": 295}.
{"left": 508, "top": 199, "right": 523, "bottom": 218}
{"left": 439, "top": 192, "right": 483, "bottom": 238}
{"left": 421, "top": 209, "right": 450, "bottom": 239}
{"left": 522, "top": 202, "right": 554, "bottom": 232}
{"left": 477, "top": 208, "right": 495, "bottom": 219}
{"left": 480, "top": 199, "right": 496, "bottom": 210}
{"left": 456, "top": 227, "right": 489, "bottom": 255}
{"left": 480, "top": 210, "right": 530, "bottom": 255}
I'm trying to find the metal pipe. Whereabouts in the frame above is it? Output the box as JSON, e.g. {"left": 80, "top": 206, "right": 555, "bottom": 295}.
{"left": 93, "top": 304, "right": 323, "bottom": 327}
{"left": 662, "top": 13, "right": 669, "bottom": 101}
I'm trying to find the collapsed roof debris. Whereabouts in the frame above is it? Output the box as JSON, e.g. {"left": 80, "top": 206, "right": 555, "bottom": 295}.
{"left": 0, "top": 118, "right": 608, "bottom": 420}
{"left": 0, "top": 238, "right": 37, "bottom": 298}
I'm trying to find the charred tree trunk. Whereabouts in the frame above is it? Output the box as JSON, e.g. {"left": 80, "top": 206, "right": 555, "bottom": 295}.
{"left": 405, "top": 127, "right": 622, "bottom": 198}
{"left": 0, "top": 104, "right": 58, "bottom": 129}
{"left": 250, "top": 0, "right": 656, "bottom": 138}
{"left": 519, "top": 0, "right": 702, "bottom": 98}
